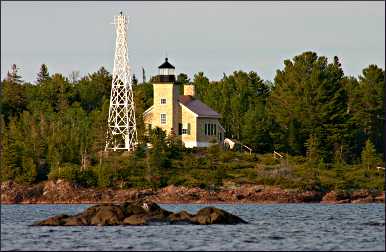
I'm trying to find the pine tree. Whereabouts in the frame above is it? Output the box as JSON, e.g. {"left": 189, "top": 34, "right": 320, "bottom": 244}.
{"left": 352, "top": 65, "right": 385, "bottom": 154}
{"left": 268, "top": 52, "right": 348, "bottom": 162}
{"left": 165, "top": 130, "right": 184, "bottom": 159}
{"left": 142, "top": 67, "right": 146, "bottom": 83}
{"left": 192, "top": 72, "right": 209, "bottom": 100}
{"left": 241, "top": 108, "right": 273, "bottom": 153}
{"left": 361, "top": 140, "right": 379, "bottom": 170}
{"left": 305, "top": 134, "right": 319, "bottom": 163}
{"left": 132, "top": 74, "right": 138, "bottom": 87}
{"left": 6, "top": 64, "right": 23, "bottom": 84}
{"left": 0, "top": 116, "right": 15, "bottom": 180}
{"left": 36, "top": 64, "right": 50, "bottom": 84}
{"left": 176, "top": 73, "right": 190, "bottom": 85}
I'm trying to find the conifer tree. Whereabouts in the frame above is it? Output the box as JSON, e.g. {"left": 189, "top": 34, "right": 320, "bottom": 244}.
{"left": 36, "top": 64, "right": 50, "bottom": 84}
{"left": 192, "top": 72, "right": 209, "bottom": 100}
{"left": 361, "top": 140, "right": 379, "bottom": 170}
{"left": 268, "top": 52, "right": 348, "bottom": 161}
{"left": 6, "top": 64, "right": 23, "bottom": 84}
{"left": 132, "top": 74, "right": 138, "bottom": 86}
{"left": 352, "top": 65, "right": 385, "bottom": 154}
{"left": 305, "top": 134, "right": 319, "bottom": 163}
{"left": 176, "top": 73, "right": 190, "bottom": 85}
{"left": 142, "top": 67, "right": 146, "bottom": 83}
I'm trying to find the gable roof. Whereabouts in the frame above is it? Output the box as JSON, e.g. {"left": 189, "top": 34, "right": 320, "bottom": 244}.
{"left": 178, "top": 95, "right": 221, "bottom": 118}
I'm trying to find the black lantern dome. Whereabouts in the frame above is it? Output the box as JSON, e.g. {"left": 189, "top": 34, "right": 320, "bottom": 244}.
{"left": 155, "top": 57, "right": 175, "bottom": 83}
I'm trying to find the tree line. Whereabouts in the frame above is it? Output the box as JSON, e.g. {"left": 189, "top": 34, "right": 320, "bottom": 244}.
{"left": 0, "top": 51, "right": 384, "bottom": 186}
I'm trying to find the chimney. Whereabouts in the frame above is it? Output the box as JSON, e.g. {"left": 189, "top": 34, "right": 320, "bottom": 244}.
{"left": 183, "top": 84, "right": 195, "bottom": 96}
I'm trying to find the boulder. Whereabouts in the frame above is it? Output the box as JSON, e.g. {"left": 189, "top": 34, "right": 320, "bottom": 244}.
{"left": 336, "top": 199, "right": 351, "bottom": 204}
{"left": 168, "top": 210, "right": 195, "bottom": 224}
{"left": 33, "top": 200, "right": 247, "bottom": 226}
{"left": 123, "top": 214, "right": 148, "bottom": 225}
{"left": 89, "top": 205, "right": 125, "bottom": 225}
{"left": 374, "top": 192, "right": 385, "bottom": 203}
{"left": 321, "top": 191, "right": 351, "bottom": 203}
{"left": 64, "top": 216, "right": 89, "bottom": 226}
{"left": 352, "top": 196, "right": 374, "bottom": 204}
{"left": 34, "top": 214, "right": 70, "bottom": 226}
{"left": 192, "top": 207, "right": 248, "bottom": 225}
{"left": 351, "top": 190, "right": 370, "bottom": 200}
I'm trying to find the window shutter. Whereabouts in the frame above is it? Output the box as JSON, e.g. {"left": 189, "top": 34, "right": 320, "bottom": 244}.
{"left": 178, "top": 123, "right": 182, "bottom": 135}
{"left": 187, "top": 123, "right": 191, "bottom": 135}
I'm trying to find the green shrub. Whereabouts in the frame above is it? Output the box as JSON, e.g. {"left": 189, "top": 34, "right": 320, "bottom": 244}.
{"left": 93, "top": 165, "right": 114, "bottom": 188}
{"left": 257, "top": 154, "right": 280, "bottom": 165}
{"left": 134, "top": 143, "right": 147, "bottom": 159}
{"left": 167, "top": 175, "right": 187, "bottom": 186}
{"left": 219, "top": 151, "right": 235, "bottom": 162}
{"left": 77, "top": 170, "right": 98, "bottom": 187}
{"left": 288, "top": 155, "right": 307, "bottom": 165}
{"left": 48, "top": 163, "right": 79, "bottom": 182}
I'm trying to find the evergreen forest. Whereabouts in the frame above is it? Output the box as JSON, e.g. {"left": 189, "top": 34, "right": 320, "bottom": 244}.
{"left": 1, "top": 51, "right": 384, "bottom": 192}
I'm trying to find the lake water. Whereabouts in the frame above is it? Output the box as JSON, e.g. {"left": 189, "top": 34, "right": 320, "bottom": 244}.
{"left": 1, "top": 203, "right": 384, "bottom": 251}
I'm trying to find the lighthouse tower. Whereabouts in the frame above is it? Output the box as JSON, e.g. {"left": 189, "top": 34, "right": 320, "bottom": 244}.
{"left": 105, "top": 12, "right": 137, "bottom": 151}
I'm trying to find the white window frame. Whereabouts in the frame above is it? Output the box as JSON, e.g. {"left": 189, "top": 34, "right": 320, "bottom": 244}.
{"left": 182, "top": 128, "right": 188, "bottom": 134}
{"left": 159, "top": 68, "right": 175, "bottom": 75}
{"left": 160, "top": 98, "right": 167, "bottom": 104}
{"left": 160, "top": 113, "right": 166, "bottom": 124}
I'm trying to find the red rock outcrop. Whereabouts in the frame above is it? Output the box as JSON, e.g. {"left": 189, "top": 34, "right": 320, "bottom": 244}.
{"left": 1, "top": 180, "right": 384, "bottom": 204}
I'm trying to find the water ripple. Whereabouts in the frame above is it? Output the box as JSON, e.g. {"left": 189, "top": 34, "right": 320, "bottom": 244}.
{"left": 1, "top": 203, "right": 385, "bottom": 251}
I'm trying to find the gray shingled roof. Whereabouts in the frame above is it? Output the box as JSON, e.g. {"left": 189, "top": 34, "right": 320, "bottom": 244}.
{"left": 178, "top": 95, "right": 221, "bottom": 118}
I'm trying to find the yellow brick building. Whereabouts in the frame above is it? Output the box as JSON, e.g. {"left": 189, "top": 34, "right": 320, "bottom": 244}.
{"left": 143, "top": 58, "right": 225, "bottom": 148}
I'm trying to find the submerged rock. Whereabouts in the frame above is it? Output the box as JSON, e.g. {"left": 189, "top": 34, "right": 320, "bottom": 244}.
{"left": 32, "top": 200, "right": 247, "bottom": 226}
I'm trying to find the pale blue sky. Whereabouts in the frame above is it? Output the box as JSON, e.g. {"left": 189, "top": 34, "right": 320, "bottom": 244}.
{"left": 1, "top": 1, "right": 385, "bottom": 83}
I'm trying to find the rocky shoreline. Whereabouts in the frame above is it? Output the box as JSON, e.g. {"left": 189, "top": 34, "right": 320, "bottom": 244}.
{"left": 1, "top": 180, "right": 384, "bottom": 204}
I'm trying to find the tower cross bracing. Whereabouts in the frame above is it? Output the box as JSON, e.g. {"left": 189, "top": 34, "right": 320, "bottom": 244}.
{"left": 105, "top": 13, "right": 137, "bottom": 151}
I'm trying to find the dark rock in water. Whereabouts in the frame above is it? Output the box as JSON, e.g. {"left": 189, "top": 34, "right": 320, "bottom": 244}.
{"left": 32, "top": 200, "right": 247, "bottom": 226}
{"left": 89, "top": 205, "right": 125, "bottom": 225}
{"left": 122, "top": 214, "right": 148, "bottom": 225}
{"left": 169, "top": 210, "right": 195, "bottom": 224}
{"left": 193, "top": 207, "right": 247, "bottom": 225}
{"left": 35, "top": 214, "right": 70, "bottom": 226}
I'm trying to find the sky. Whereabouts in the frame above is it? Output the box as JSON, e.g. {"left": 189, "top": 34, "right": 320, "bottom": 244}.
{"left": 1, "top": 1, "right": 385, "bottom": 83}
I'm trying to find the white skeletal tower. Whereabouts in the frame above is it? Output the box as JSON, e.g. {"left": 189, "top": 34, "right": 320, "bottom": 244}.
{"left": 105, "top": 12, "right": 137, "bottom": 151}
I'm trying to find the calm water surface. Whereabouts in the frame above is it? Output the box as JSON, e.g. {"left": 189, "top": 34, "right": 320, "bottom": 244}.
{"left": 1, "top": 203, "right": 384, "bottom": 251}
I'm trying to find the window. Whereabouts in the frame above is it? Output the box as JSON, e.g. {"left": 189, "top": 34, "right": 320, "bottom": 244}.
{"left": 180, "top": 123, "right": 191, "bottom": 135}
{"left": 203, "top": 123, "right": 217, "bottom": 136}
{"left": 160, "top": 113, "right": 166, "bottom": 124}
{"left": 204, "top": 123, "right": 217, "bottom": 136}
{"left": 160, "top": 69, "right": 167, "bottom": 75}
{"left": 160, "top": 98, "right": 166, "bottom": 104}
